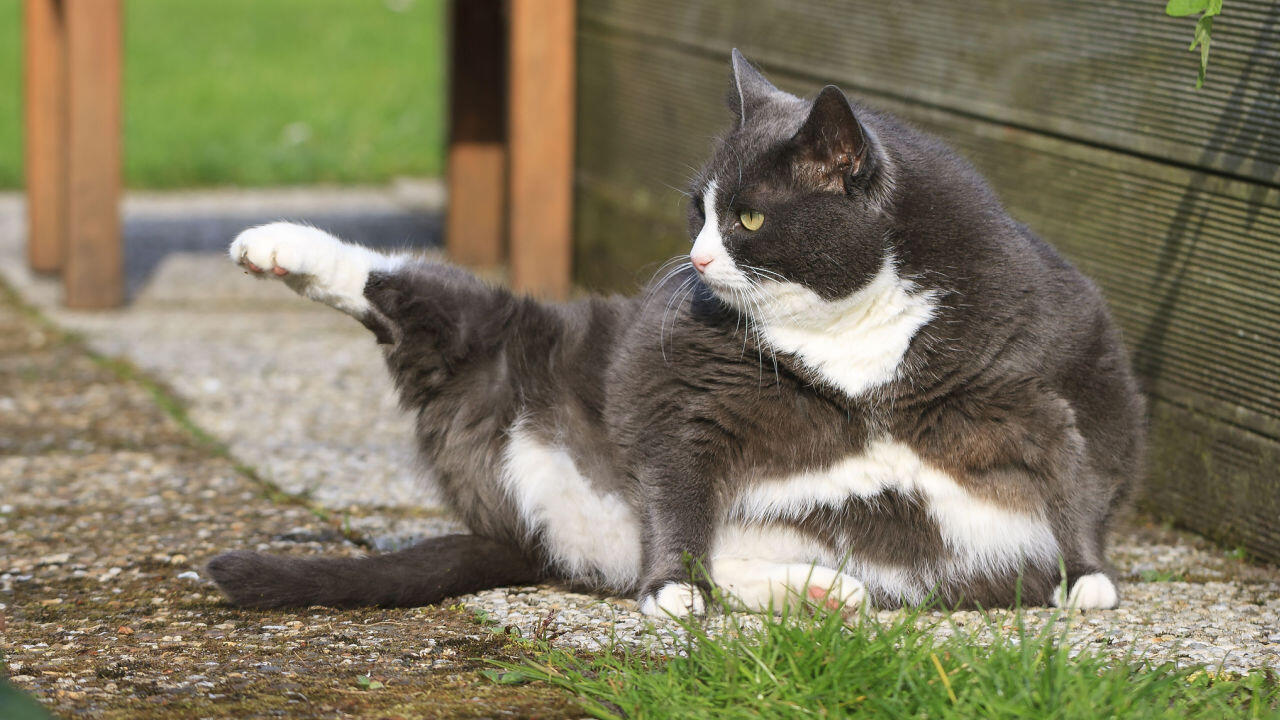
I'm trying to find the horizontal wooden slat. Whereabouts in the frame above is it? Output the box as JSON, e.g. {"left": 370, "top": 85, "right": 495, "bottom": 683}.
{"left": 577, "top": 28, "right": 1280, "bottom": 434}
{"left": 582, "top": 0, "right": 1280, "bottom": 187}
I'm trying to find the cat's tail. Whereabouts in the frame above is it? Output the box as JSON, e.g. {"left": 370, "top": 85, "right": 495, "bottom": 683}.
{"left": 206, "top": 534, "right": 545, "bottom": 609}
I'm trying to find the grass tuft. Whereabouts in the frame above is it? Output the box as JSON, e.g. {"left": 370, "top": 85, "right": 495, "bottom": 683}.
{"left": 504, "top": 603, "right": 1280, "bottom": 720}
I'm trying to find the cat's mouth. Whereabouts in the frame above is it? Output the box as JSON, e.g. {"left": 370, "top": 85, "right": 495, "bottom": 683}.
{"left": 693, "top": 263, "right": 750, "bottom": 291}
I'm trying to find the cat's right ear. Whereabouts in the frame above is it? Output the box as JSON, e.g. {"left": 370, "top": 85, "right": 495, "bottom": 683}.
{"left": 728, "top": 49, "right": 782, "bottom": 126}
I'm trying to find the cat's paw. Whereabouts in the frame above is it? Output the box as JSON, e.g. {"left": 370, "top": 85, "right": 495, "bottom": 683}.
{"left": 801, "top": 568, "right": 866, "bottom": 613}
{"left": 1052, "top": 572, "right": 1118, "bottom": 610}
{"left": 229, "top": 222, "right": 341, "bottom": 280}
{"left": 229, "top": 222, "right": 402, "bottom": 317}
{"left": 638, "top": 582, "right": 706, "bottom": 617}
{"left": 715, "top": 560, "right": 865, "bottom": 615}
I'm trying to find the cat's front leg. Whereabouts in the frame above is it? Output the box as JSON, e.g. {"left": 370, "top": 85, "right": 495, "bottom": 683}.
{"left": 634, "top": 462, "right": 720, "bottom": 617}
{"left": 230, "top": 222, "right": 405, "bottom": 318}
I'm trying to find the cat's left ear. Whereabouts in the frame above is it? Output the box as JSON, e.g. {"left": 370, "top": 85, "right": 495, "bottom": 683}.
{"left": 791, "top": 85, "right": 877, "bottom": 193}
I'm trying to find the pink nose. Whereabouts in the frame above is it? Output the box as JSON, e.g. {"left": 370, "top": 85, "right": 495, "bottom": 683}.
{"left": 691, "top": 254, "right": 714, "bottom": 273}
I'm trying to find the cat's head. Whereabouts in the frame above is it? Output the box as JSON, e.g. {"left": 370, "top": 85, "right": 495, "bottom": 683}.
{"left": 688, "top": 50, "right": 900, "bottom": 319}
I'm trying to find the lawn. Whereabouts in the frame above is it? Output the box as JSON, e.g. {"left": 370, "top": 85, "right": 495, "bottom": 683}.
{"left": 0, "top": 0, "right": 446, "bottom": 189}
{"left": 510, "top": 606, "right": 1280, "bottom": 720}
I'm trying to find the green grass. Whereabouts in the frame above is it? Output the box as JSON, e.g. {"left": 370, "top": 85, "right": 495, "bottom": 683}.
{"left": 0, "top": 0, "right": 445, "bottom": 189}
{"left": 1140, "top": 569, "right": 1188, "bottom": 582}
{"left": 0, "top": 0, "right": 15, "bottom": 185}
{"left": 506, "top": 606, "right": 1280, "bottom": 719}
{"left": 0, "top": 678, "right": 51, "bottom": 720}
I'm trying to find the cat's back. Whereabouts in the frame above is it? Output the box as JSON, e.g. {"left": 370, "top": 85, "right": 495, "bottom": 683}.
{"left": 876, "top": 113, "right": 1144, "bottom": 481}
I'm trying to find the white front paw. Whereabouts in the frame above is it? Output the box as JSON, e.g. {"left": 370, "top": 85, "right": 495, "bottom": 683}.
{"left": 639, "top": 582, "right": 706, "bottom": 617}
{"left": 1053, "top": 572, "right": 1118, "bottom": 610}
{"left": 229, "top": 222, "right": 339, "bottom": 279}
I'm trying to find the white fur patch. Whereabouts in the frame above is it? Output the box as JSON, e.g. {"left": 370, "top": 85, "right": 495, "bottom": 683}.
{"left": 732, "top": 438, "right": 1058, "bottom": 596}
{"left": 1052, "top": 572, "right": 1118, "bottom": 610}
{"left": 499, "top": 421, "right": 642, "bottom": 589}
{"left": 229, "top": 222, "right": 404, "bottom": 317}
{"left": 689, "top": 179, "right": 737, "bottom": 278}
{"left": 639, "top": 582, "right": 705, "bottom": 617}
{"left": 691, "top": 180, "right": 936, "bottom": 399}
{"left": 844, "top": 560, "right": 928, "bottom": 606}
{"left": 754, "top": 257, "right": 937, "bottom": 398}
{"left": 710, "top": 524, "right": 863, "bottom": 614}
{"left": 714, "top": 559, "right": 865, "bottom": 614}
{"left": 711, "top": 523, "right": 838, "bottom": 567}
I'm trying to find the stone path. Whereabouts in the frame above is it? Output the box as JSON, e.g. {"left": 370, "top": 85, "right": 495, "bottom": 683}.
{"left": 2, "top": 187, "right": 1279, "bottom": 718}
{"left": 0, "top": 281, "right": 578, "bottom": 718}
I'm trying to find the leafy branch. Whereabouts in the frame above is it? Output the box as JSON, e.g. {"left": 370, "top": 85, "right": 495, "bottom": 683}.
{"left": 1165, "top": 0, "right": 1222, "bottom": 88}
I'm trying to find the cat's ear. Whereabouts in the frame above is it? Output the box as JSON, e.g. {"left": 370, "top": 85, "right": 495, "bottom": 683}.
{"left": 791, "top": 85, "right": 874, "bottom": 192}
{"left": 729, "top": 48, "right": 782, "bottom": 125}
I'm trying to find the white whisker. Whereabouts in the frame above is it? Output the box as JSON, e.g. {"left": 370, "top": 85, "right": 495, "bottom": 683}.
{"left": 660, "top": 276, "right": 696, "bottom": 364}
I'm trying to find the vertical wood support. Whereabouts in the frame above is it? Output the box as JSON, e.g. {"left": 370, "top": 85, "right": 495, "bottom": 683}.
{"left": 23, "top": 0, "right": 67, "bottom": 274}
{"left": 507, "top": 0, "right": 575, "bottom": 299}
{"left": 445, "top": 0, "right": 506, "bottom": 269}
{"left": 63, "top": 0, "right": 123, "bottom": 308}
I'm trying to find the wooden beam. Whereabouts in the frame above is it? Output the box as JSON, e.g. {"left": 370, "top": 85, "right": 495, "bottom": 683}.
{"left": 445, "top": 0, "right": 506, "bottom": 269}
{"left": 507, "top": 0, "right": 575, "bottom": 299}
{"left": 63, "top": 0, "right": 123, "bottom": 308}
{"left": 23, "top": 0, "right": 67, "bottom": 274}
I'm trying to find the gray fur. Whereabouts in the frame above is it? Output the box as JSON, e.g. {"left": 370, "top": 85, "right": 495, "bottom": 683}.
{"left": 209, "top": 52, "right": 1144, "bottom": 610}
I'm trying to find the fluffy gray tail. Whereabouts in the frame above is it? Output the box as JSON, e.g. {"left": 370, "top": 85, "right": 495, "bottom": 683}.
{"left": 206, "top": 534, "right": 544, "bottom": 609}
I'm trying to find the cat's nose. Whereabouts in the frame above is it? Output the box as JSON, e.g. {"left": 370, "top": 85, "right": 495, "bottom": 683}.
{"left": 691, "top": 254, "right": 714, "bottom": 273}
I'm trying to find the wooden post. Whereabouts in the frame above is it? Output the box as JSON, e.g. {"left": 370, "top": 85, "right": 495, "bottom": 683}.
{"left": 23, "top": 0, "right": 67, "bottom": 275}
{"left": 507, "top": 0, "right": 575, "bottom": 299}
{"left": 63, "top": 0, "right": 123, "bottom": 308}
{"left": 445, "top": 0, "right": 506, "bottom": 269}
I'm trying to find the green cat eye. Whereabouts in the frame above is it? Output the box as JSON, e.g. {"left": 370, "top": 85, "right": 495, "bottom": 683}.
{"left": 739, "top": 209, "right": 765, "bottom": 231}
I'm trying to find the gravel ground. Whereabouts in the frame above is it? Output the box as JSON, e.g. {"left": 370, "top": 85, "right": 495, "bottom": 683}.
{"left": 2, "top": 188, "right": 1279, "bottom": 718}
{"left": 0, "top": 287, "right": 579, "bottom": 718}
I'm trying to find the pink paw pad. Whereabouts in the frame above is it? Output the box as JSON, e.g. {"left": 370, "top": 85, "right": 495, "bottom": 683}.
{"left": 807, "top": 585, "right": 843, "bottom": 611}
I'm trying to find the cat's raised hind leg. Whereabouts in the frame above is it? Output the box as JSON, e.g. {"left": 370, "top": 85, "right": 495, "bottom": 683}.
{"left": 230, "top": 222, "right": 405, "bottom": 319}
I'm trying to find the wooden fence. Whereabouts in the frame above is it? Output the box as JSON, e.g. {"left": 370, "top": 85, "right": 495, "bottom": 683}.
{"left": 24, "top": 0, "right": 576, "bottom": 304}
{"left": 573, "top": 0, "right": 1280, "bottom": 562}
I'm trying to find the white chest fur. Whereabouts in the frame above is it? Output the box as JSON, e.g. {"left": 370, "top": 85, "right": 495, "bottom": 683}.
{"left": 732, "top": 439, "right": 1058, "bottom": 580}
{"left": 690, "top": 181, "right": 936, "bottom": 399}
{"left": 757, "top": 257, "right": 938, "bottom": 398}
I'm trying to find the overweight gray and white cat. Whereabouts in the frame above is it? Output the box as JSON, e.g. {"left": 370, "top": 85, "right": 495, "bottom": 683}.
{"left": 208, "top": 51, "right": 1144, "bottom": 615}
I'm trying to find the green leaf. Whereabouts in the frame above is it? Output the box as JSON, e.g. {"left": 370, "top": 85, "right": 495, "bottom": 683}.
{"left": 1191, "top": 14, "right": 1214, "bottom": 88}
{"left": 1204, "top": 0, "right": 1224, "bottom": 15}
{"left": 1165, "top": 0, "right": 1210, "bottom": 17}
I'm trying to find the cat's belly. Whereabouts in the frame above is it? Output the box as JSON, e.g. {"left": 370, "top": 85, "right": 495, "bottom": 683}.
{"left": 729, "top": 438, "right": 1060, "bottom": 605}
{"left": 498, "top": 426, "right": 1059, "bottom": 603}
{"left": 496, "top": 423, "right": 840, "bottom": 593}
